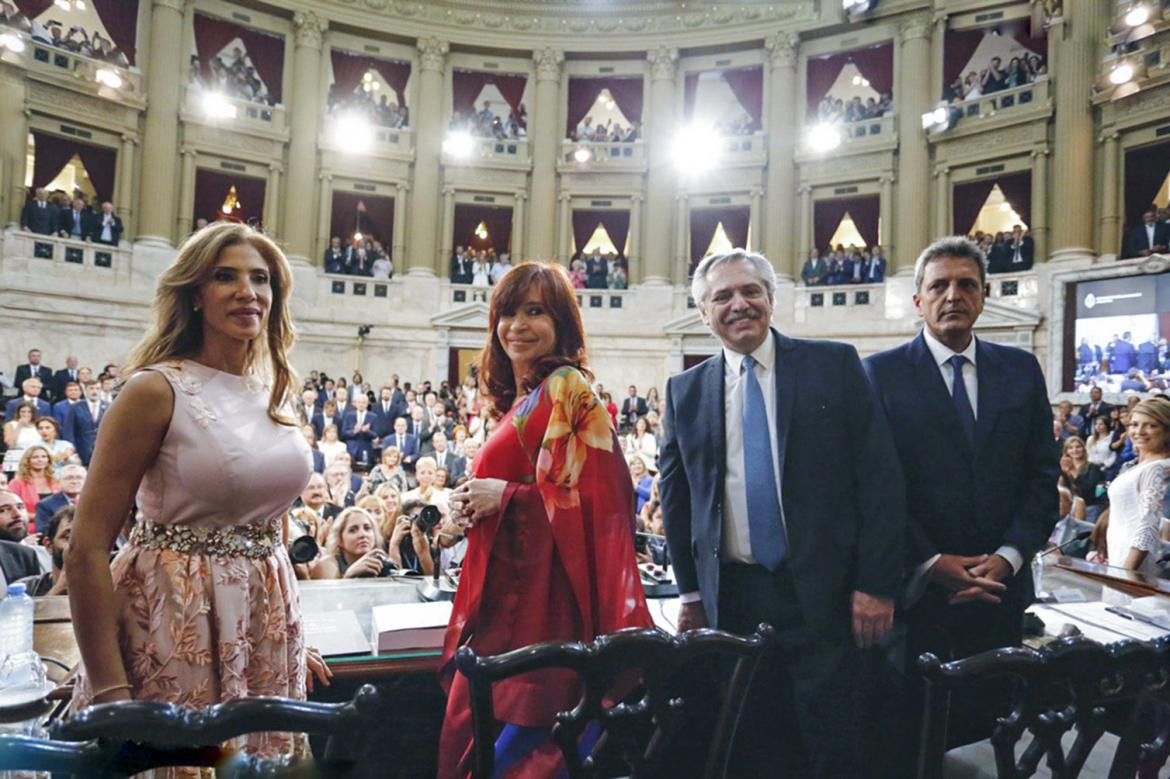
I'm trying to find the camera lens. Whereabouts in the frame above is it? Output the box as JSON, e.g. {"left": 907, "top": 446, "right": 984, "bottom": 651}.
{"left": 288, "top": 535, "right": 319, "bottom": 564}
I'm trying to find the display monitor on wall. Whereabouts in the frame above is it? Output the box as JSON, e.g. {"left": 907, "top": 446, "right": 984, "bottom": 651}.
{"left": 1066, "top": 273, "right": 1170, "bottom": 393}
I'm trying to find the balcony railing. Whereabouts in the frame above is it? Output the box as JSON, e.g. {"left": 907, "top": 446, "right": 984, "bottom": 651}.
{"left": 796, "top": 282, "right": 884, "bottom": 311}
{"left": 925, "top": 78, "right": 1051, "bottom": 136}
{"left": 559, "top": 140, "right": 645, "bottom": 171}
{"left": 720, "top": 131, "right": 768, "bottom": 166}
{"left": 320, "top": 120, "right": 413, "bottom": 159}
{"left": 323, "top": 272, "right": 397, "bottom": 300}
{"left": 0, "top": 26, "right": 144, "bottom": 100}
{"left": 182, "top": 87, "right": 288, "bottom": 136}
{"left": 3, "top": 229, "right": 129, "bottom": 274}
{"left": 443, "top": 137, "right": 530, "bottom": 167}
{"left": 987, "top": 269, "right": 1039, "bottom": 309}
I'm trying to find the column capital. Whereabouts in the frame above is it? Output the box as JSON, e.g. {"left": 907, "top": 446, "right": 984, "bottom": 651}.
{"left": 268, "top": 162, "right": 284, "bottom": 173}
{"left": 514, "top": 191, "right": 528, "bottom": 201}
{"left": 180, "top": 146, "right": 197, "bottom": 158}
{"left": 932, "top": 165, "right": 949, "bottom": 177}
{"left": 120, "top": 133, "right": 138, "bottom": 145}
{"left": 898, "top": 15, "right": 932, "bottom": 44}
{"left": 631, "top": 193, "right": 645, "bottom": 203}
{"left": 318, "top": 173, "right": 333, "bottom": 183}
{"left": 647, "top": 46, "right": 678, "bottom": 82}
{"left": 750, "top": 187, "right": 764, "bottom": 198}
{"left": 765, "top": 32, "right": 799, "bottom": 69}
{"left": 797, "top": 184, "right": 813, "bottom": 195}
{"left": 1099, "top": 131, "right": 1120, "bottom": 143}
{"left": 152, "top": 0, "right": 185, "bottom": 13}
{"left": 557, "top": 192, "right": 572, "bottom": 202}
{"left": 396, "top": 181, "right": 409, "bottom": 192}
{"left": 417, "top": 37, "right": 449, "bottom": 72}
{"left": 1030, "top": 146, "right": 1051, "bottom": 158}
{"left": 932, "top": 12, "right": 948, "bottom": 28}
{"left": 880, "top": 174, "right": 896, "bottom": 184}
{"left": 442, "top": 185, "right": 456, "bottom": 196}
{"left": 533, "top": 47, "right": 564, "bottom": 82}
{"left": 293, "top": 10, "right": 328, "bottom": 49}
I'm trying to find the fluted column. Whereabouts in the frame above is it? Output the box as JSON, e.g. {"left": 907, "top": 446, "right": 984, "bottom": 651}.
{"left": 1030, "top": 148, "right": 1050, "bottom": 260}
{"left": 1050, "top": 0, "right": 1112, "bottom": 258}
{"left": 557, "top": 193, "right": 572, "bottom": 263}
{"left": 0, "top": 67, "right": 28, "bottom": 228}
{"left": 315, "top": 173, "right": 332, "bottom": 257}
{"left": 1099, "top": 132, "right": 1121, "bottom": 257}
{"left": 114, "top": 134, "right": 137, "bottom": 233}
{"left": 282, "top": 10, "right": 327, "bottom": 264}
{"left": 628, "top": 194, "right": 643, "bottom": 280}
{"left": 643, "top": 46, "right": 678, "bottom": 285}
{"left": 136, "top": 0, "right": 186, "bottom": 247}
{"left": 933, "top": 165, "right": 950, "bottom": 237}
{"left": 930, "top": 14, "right": 947, "bottom": 111}
{"left": 798, "top": 186, "right": 813, "bottom": 265}
{"left": 512, "top": 191, "right": 526, "bottom": 260}
{"left": 175, "top": 148, "right": 197, "bottom": 237}
{"left": 407, "top": 36, "right": 449, "bottom": 276}
{"left": 439, "top": 186, "right": 455, "bottom": 264}
{"left": 749, "top": 188, "right": 762, "bottom": 253}
{"left": 263, "top": 162, "right": 282, "bottom": 238}
{"left": 880, "top": 174, "right": 895, "bottom": 253}
{"left": 393, "top": 182, "right": 407, "bottom": 266}
{"left": 673, "top": 194, "right": 688, "bottom": 285}
{"left": 894, "top": 17, "right": 932, "bottom": 272}
{"left": 527, "top": 48, "right": 562, "bottom": 261}
{"left": 764, "top": 32, "right": 799, "bottom": 281}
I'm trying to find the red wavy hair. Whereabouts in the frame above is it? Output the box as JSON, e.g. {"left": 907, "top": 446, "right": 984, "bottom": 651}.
{"left": 478, "top": 262, "right": 592, "bottom": 418}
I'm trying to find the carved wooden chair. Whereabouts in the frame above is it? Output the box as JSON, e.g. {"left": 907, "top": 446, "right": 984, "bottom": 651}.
{"left": 455, "top": 623, "right": 774, "bottom": 779}
{"left": 916, "top": 636, "right": 1170, "bottom": 779}
{"left": 0, "top": 684, "right": 379, "bottom": 777}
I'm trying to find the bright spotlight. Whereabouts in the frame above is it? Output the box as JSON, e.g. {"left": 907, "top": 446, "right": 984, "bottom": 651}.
{"left": 354, "top": 232, "right": 363, "bottom": 242}
{"left": 999, "top": 203, "right": 1012, "bottom": 213}
{"left": 1125, "top": 4, "right": 1150, "bottom": 27}
{"left": 0, "top": 32, "right": 25, "bottom": 53}
{"left": 95, "top": 68, "right": 122, "bottom": 89}
{"left": 335, "top": 112, "right": 375, "bottom": 153}
{"left": 443, "top": 131, "right": 474, "bottom": 159}
{"left": 1109, "top": 62, "right": 1135, "bottom": 85}
{"left": 573, "top": 146, "right": 592, "bottom": 163}
{"left": 672, "top": 124, "right": 722, "bottom": 172}
{"left": 806, "top": 123, "right": 842, "bottom": 153}
{"left": 931, "top": 107, "right": 948, "bottom": 125}
{"left": 201, "top": 91, "right": 237, "bottom": 120}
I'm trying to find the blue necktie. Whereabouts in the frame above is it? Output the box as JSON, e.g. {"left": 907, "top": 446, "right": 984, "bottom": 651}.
{"left": 741, "top": 356, "right": 786, "bottom": 570}
{"left": 948, "top": 355, "right": 976, "bottom": 442}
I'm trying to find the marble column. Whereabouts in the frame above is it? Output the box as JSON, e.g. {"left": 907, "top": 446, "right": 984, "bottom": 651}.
{"left": 628, "top": 194, "right": 643, "bottom": 281}
{"left": 527, "top": 48, "right": 562, "bottom": 261}
{"left": 642, "top": 46, "right": 678, "bottom": 285}
{"left": 393, "top": 182, "right": 407, "bottom": 267}
{"left": 798, "top": 186, "right": 814, "bottom": 265}
{"left": 1030, "top": 148, "right": 1050, "bottom": 261}
{"left": 512, "top": 191, "right": 527, "bottom": 260}
{"left": 135, "top": 0, "right": 186, "bottom": 247}
{"left": 175, "top": 148, "right": 196, "bottom": 238}
{"left": 439, "top": 186, "right": 455, "bottom": 266}
{"left": 407, "top": 37, "right": 449, "bottom": 276}
{"left": 930, "top": 14, "right": 948, "bottom": 112}
{"left": 933, "top": 165, "right": 950, "bottom": 237}
{"left": 0, "top": 67, "right": 28, "bottom": 228}
{"left": 263, "top": 163, "right": 282, "bottom": 238}
{"left": 894, "top": 16, "right": 932, "bottom": 272}
{"left": 282, "top": 10, "right": 327, "bottom": 265}
{"left": 673, "top": 194, "right": 688, "bottom": 285}
{"left": 749, "top": 189, "right": 762, "bottom": 253}
{"left": 880, "top": 174, "right": 895, "bottom": 253}
{"left": 114, "top": 134, "right": 137, "bottom": 234}
{"left": 763, "top": 32, "right": 799, "bottom": 281}
{"left": 557, "top": 192, "right": 572, "bottom": 263}
{"left": 1050, "top": 0, "right": 1112, "bottom": 258}
{"left": 1099, "top": 132, "right": 1121, "bottom": 257}
{"left": 315, "top": 173, "right": 332, "bottom": 263}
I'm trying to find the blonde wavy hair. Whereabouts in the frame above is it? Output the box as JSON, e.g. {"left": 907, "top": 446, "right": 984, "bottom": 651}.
{"left": 1130, "top": 397, "right": 1170, "bottom": 438}
{"left": 325, "top": 506, "right": 381, "bottom": 559}
{"left": 18, "top": 445, "right": 57, "bottom": 483}
{"left": 122, "top": 221, "right": 298, "bottom": 425}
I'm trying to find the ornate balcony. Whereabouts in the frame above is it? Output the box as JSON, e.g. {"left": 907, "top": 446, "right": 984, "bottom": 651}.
{"left": 180, "top": 86, "right": 288, "bottom": 140}
{"left": 924, "top": 78, "right": 1052, "bottom": 138}
{"left": 0, "top": 28, "right": 143, "bottom": 106}
{"left": 558, "top": 140, "right": 645, "bottom": 173}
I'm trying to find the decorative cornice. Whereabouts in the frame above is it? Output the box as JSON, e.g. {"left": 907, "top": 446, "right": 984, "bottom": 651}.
{"left": 765, "top": 31, "right": 799, "bottom": 69}
{"left": 293, "top": 10, "right": 328, "bottom": 49}
{"left": 417, "top": 36, "right": 449, "bottom": 72}
{"left": 533, "top": 47, "right": 563, "bottom": 82}
{"left": 647, "top": 46, "right": 678, "bottom": 81}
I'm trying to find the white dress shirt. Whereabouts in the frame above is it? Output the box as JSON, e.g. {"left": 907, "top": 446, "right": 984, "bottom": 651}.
{"left": 1147, "top": 223, "right": 1157, "bottom": 249}
{"left": 918, "top": 328, "right": 1022, "bottom": 577}
{"left": 679, "top": 332, "right": 786, "bottom": 603}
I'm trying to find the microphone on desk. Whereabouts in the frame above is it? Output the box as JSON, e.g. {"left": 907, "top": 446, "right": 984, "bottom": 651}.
{"left": 1039, "top": 530, "right": 1092, "bottom": 557}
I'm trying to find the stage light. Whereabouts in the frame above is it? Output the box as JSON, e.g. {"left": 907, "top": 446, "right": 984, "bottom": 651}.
{"left": 354, "top": 232, "right": 363, "bottom": 242}
{"left": 573, "top": 146, "right": 592, "bottom": 163}
{"left": 843, "top": 0, "right": 874, "bottom": 15}
{"left": 850, "top": 74, "right": 870, "bottom": 88}
{"left": 672, "top": 124, "right": 722, "bottom": 172}
{"left": 0, "top": 32, "right": 25, "bottom": 53}
{"left": 931, "top": 106, "right": 948, "bottom": 125}
{"left": 806, "top": 123, "right": 842, "bottom": 153}
{"left": 1125, "top": 4, "right": 1150, "bottom": 27}
{"left": 201, "top": 91, "right": 237, "bottom": 120}
{"left": 335, "top": 112, "right": 375, "bottom": 153}
{"left": 55, "top": 0, "right": 85, "bottom": 10}
{"left": 443, "top": 131, "right": 474, "bottom": 159}
{"left": 95, "top": 68, "right": 122, "bottom": 89}
{"left": 1109, "top": 62, "right": 1135, "bottom": 85}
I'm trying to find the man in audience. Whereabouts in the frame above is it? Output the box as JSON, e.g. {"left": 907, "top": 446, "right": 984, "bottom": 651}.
{"left": 387, "top": 415, "right": 420, "bottom": 471}
{"left": 332, "top": 386, "right": 350, "bottom": 420}
{"left": 1055, "top": 400, "right": 1084, "bottom": 440}
{"left": 1124, "top": 208, "right": 1170, "bottom": 258}
{"left": 98, "top": 373, "right": 116, "bottom": 405}
{"left": 1112, "top": 331, "right": 1137, "bottom": 375}
{"left": 301, "top": 425, "right": 325, "bottom": 474}
{"left": 312, "top": 399, "right": 340, "bottom": 441}
{"left": 52, "top": 381, "right": 83, "bottom": 429}
{"left": 341, "top": 393, "right": 378, "bottom": 471}
{"left": 450, "top": 246, "right": 472, "bottom": 283}
{"left": 6, "top": 378, "right": 51, "bottom": 418}
{"left": 19, "top": 505, "right": 74, "bottom": 596}
{"left": 67, "top": 379, "right": 108, "bottom": 466}
{"left": 407, "top": 404, "right": 431, "bottom": 445}
{"left": 461, "top": 439, "right": 480, "bottom": 478}
{"left": 20, "top": 188, "right": 59, "bottom": 235}
{"left": 52, "top": 356, "right": 81, "bottom": 400}
{"left": 864, "top": 246, "right": 887, "bottom": 284}
{"left": 1006, "top": 224, "right": 1034, "bottom": 270}
{"left": 375, "top": 384, "right": 408, "bottom": 427}
{"left": 0, "top": 491, "right": 42, "bottom": 586}
{"left": 324, "top": 236, "right": 345, "bottom": 273}
{"left": 490, "top": 253, "right": 513, "bottom": 285}
{"left": 430, "top": 431, "right": 466, "bottom": 484}
{"left": 800, "top": 248, "right": 827, "bottom": 286}
{"left": 298, "top": 472, "right": 340, "bottom": 525}
{"left": 14, "top": 350, "right": 53, "bottom": 400}
{"left": 58, "top": 196, "right": 94, "bottom": 241}
{"left": 89, "top": 202, "right": 123, "bottom": 246}
{"left": 1078, "top": 386, "right": 1112, "bottom": 437}
{"left": 585, "top": 250, "right": 608, "bottom": 289}
{"left": 35, "top": 464, "right": 85, "bottom": 533}
{"left": 620, "top": 385, "right": 647, "bottom": 433}
{"left": 862, "top": 236, "right": 1058, "bottom": 767}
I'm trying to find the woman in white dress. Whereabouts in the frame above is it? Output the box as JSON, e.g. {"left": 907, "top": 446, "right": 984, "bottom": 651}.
{"left": 317, "top": 424, "right": 347, "bottom": 466}
{"left": 1104, "top": 397, "right": 1170, "bottom": 575}
{"left": 1085, "top": 416, "right": 1117, "bottom": 471}
{"left": 2, "top": 401, "right": 41, "bottom": 475}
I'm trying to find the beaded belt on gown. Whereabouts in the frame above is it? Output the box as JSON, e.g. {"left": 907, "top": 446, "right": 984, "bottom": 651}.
{"left": 128, "top": 517, "right": 282, "bottom": 559}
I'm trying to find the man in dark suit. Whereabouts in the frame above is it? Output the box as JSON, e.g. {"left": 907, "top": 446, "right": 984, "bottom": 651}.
{"left": 19, "top": 188, "right": 59, "bottom": 235}
{"left": 407, "top": 406, "right": 431, "bottom": 450}
{"left": 430, "top": 431, "right": 466, "bottom": 483}
{"left": 1123, "top": 208, "right": 1170, "bottom": 259}
{"left": 34, "top": 463, "right": 84, "bottom": 532}
{"left": 385, "top": 416, "right": 420, "bottom": 470}
{"left": 0, "top": 490, "right": 43, "bottom": 584}
{"left": 1006, "top": 224, "right": 1034, "bottom": 270}
{"left": 862, "top": 236, "right": 1058, "bottom": 764}
{"left": 450, "top": 246, "right": 473, "bottom": 283}
{"left": 323, "top": 236, "right": 346, "bottom": 273}
{"left": 87, "top": 201, "right": 124, "bottom": 245}
{"left": 340, "top": 394, "right": 378, "bottom": 471}
{"left": 619, "top": 385, "right": 647, "bottom": 433}
{"left": 57, "top": 196, "right": 94, "bottom": 240}
{"left": 374, "top": 385, "right": 408, "bottom": 433}
{"left": 1112, "top": 331, "right": 1137, "bottom": 375}
{"left": 5, "top": 378, "right": 52, "bottom": 419}
{"left": 1078, "top": 385, "right": 1113, "bottom": 437}
{"left": 311, "top": 400, "right": 340, "bottom": 441}
{"left": 52, "top": 381, "right": 83, "bottom": 429}
{"left": 660, "top": 249, "right": 905, "bottom": 776}
{"left": 66, "top": 380, "right": 109, "bottom": 466}
{"left": 14, "top": 349, "right": 54, "bottom": 400}
{"left": 52, "top": 356, "right": 81, "bottom": 400}
{"left": 865, "top": 246, "right": 888, "bottom": 283}
{"left": 800, "top": 248, "right": 827, "bottom": 286}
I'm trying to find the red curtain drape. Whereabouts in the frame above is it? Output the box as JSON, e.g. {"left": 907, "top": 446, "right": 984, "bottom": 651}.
{"left": 944, "top": 29, "right": 989, "bottom": 88}
{"left": 329, "top": 49, "right": 411, "bottom": 106}
{"left": 951, "top": 178, "right": 999, "bottom": 235}
{"left": 91, "top": 0, "right": 139, "bottom": 65}
{"left": 193, "top": 168, "right": 266, "bottom": 227}
{"left": 813, "top": 196, "right": 879, "bottom": 252}
{"left": 1124, "top": 141, "right": 1170, "bottom": 234}
{"left": 193, "top": 13, "right": 285, "bottom": 102}
{"left": 682, "top": 72, "right": 701, "bottom": 120}
{"left": 1010, "top": 17, "right": 1047, "bottom": 58}
{"left": 564, "top": 77, "right": 644, "bottom": 137}
{"left": 12, "top": 1, "right": 53, "bottom": 19}
{"left": 452, "top": 70, "right": 527, "bottom": 121}
{"left": 721, "top": 66, "right": 764, "bottom": 127}
{"left": 805, "top": 44, "right": 894, "bottom": 112}
{"left": 689, "top": 206, "right": 749, "bottom": 264}
{"left": 31, "top": 132, "right": 117, "bottom": 202}
{"left": 995, "top": 171, "right": 1033, "bottom": 229}
{"left": 330, "top": 191, "right": 394, "bottom": 246}
{"left": 453, "top": 204, "right": 513, "bottom": 253}
{"left": 570, "top": 209, "right": 631, "bottom": 257}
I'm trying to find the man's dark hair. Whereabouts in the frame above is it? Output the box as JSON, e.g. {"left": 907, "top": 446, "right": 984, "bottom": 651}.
{"left": 46, "top": 505, "right": 75, "bottom": 543}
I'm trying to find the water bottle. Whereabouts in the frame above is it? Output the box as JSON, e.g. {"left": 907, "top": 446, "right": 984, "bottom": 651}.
{"left": 0, "top": 582, "right": 34, "bottom": 661}
{"left": 1031, "top": 553, "right": 1045, "bottom": 600}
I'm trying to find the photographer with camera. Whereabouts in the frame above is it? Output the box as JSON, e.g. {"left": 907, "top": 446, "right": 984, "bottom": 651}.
{"left": 385, "top": 498, "right": 442, "bottom": 575}
{"left": 309, "top": 506, "right": 391, "bottom": 579}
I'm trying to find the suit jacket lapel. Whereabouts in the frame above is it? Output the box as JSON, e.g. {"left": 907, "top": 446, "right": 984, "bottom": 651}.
{"left": 772, "top": 329, "right": 796, "bottom": 482}
{"left": 908, "top": 332, "right": 974, "bottom": 457}
{"left": 974, "top": 339, "right": 1003, "bottom": 454}
{"left": 701, "top": 354, "right": 726, "bottom": 492}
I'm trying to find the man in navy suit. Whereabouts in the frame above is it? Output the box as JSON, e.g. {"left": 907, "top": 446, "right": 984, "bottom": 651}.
{"left": 341, "top": 394, "right": 378, "bottom": 471}
{"left": 5, "top": 378, "right": 52, "bottom": 419}
{"left": 862, "top": 236, "right": 1058, "bottom": 764}
{"left": 374, "top": 385, "right": 407, "bottom": 431}
{"left": 311, "top": 400, "right": 340, "bottom": 441}
{"left": 14, "top": 350, "right": 54, "bottom": 400}
{"left": 57, "top": 196, "right": 94, "bottom": 240}
{"left": 864, "top": 246, "right": 888, "bottom": 283}
{"left": 430, "top": 431, "right": 466, "bottom": 483}
{"left": 384, "top": 416, "right": 420, "bottom": 470}
{"left": 19, "top": 188, "right": 59, "bottom": 235}
{"left": 1123, "top": 208, "right": 1170, "bottom": 258}
{"left": 66, "top": 380, "right": 109, "bottom": 466}
{"left": 34, "top": 463, "right": 85, "bottom": 532}
{"left": 52, "top": 381, "right": 83, "bottom": 429}
{"left": 659, "top": 249, "right": 905, "bottom": 775}
{"left": 323, "top": 236, "right": 346, "bottom": 274}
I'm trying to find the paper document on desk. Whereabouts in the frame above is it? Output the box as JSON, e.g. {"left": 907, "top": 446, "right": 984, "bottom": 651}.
{"left": 303, "top": 610, "right": 372, "bottom": 657}
{"left": 1031, "top": 602, "right": 1170, "bottom": 643}
{"left": 372, "top": 601, "right": 453, "bottom": 652}
{"left": 649, "top": 598, "right": 680, "bottom": 633}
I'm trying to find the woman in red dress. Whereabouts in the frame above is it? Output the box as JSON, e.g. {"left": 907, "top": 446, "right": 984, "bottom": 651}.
{"left": 439, "top": 262, "right": 654, "bottom": 778}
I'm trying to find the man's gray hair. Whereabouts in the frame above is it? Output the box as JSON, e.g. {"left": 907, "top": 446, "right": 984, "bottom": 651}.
{"left": 912, "top": 236, "right": 987, "bottom": 291}
{"left": 690, "top": 249, "right": 777, "bottom": 306}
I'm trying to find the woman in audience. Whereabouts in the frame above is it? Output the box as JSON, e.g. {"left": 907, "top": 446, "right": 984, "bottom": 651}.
{"left": 35, "top": 416, "right": 79, "bottom": 467}
{"left": 9, "top": 445, "right": 60, "bottom": 519}
{"left": 1059, "top": 436, "right": 1107, "bottom": 522}
{"left": 3, "top": 401, "right": 41, "bottom": 476}
{"left": 440, "top": 262, "right": 652, "bottom": 777}
{"left": 317, "top": 423, "right": 347, "bottom": 466}
{"left": 384, "top": 498, "right": 437, "bottom": 574}
{"left": 66, "top": 222, "right": 328, "bottom": 755}
{"left": 373, "top": 484, "right": 402, "bottom": 541}
{"left": 403, "top": 455, "right": 450, "bottom": 510}
{"left": 600, "top": 390, "right": 618, "bottom": 429}
{"left": 645, "top": 386, "right": 661, "bottom": 415}
{"left": 357, "top": 495, "right": 387, "bottom": 544}
{"left": 311, "top": 506, "right": 388, "bottom": 579}
{"left": 471, "top": 253, "right": 491, "bottom": 287}
{"left": 468, "top": 405, "right": 491, "bottom": 442}
{"left": 1086, "top": 416, "right": 1118, "bottom": 471}
{"left": 450, "top": 424, "right": 469, "bottom": 457}
{"left": 629, "top": 452, "right": 654, "bottom": 516}
{"left": 367, "top": 446, "right": 408, "bottom": 494}
{"left": 1103, "top": 397, "right": 1170, "bottom": 574}
{"left": 624, "top": 415, "right": 658, "bottom": 462}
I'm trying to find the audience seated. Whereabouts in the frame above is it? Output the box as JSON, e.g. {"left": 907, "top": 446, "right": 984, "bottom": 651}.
{"left": 17, "top": 504, "right": 73, "bottom": 595}
{"left": 327, "top": 89, "right": 409, "bottom": 129}
{"left": 811, "top": 90, "right": 893, "bottom": 125}
{"left": 7, "top": 7, "right": 132, "bottom": 66}
{"left": 448, "top": 100, "right": 526, "bottom": 140}
{"left": 189, "top": 47, "right": 274, "bottom": 106}
{"left": 570, "top": 114, "right": 641, "bottom": 143}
